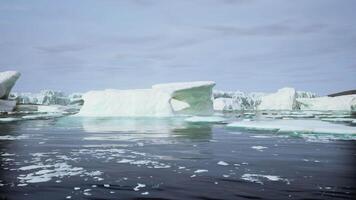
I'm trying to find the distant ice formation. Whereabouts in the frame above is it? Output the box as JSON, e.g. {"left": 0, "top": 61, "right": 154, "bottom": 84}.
{"left": 213, "top": 90, "right": 264, "bottom": 111}
{"left": 213, "top": 88, "right": 319, "bottom": 112}
{"left": 77, "top": 81, "right": 215, "bottom": 117}
{"left": 0, "top": 71, "right": 21, "bottom": 112}
{"left": 297, "top": 95, "right": 356, "bottom": 111}
{"left": 10, "top": 90, "right": 83, "bottom": 106}
{"left": 258, "top": 88, "right": 297, "bottom": 111}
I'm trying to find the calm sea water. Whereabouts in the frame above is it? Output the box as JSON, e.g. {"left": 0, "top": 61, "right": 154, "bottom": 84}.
{"left": 0, "top": 116, "right": 355, "bottom": 200}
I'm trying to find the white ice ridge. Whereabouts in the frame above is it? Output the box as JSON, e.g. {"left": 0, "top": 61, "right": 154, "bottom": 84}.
{"left": 77, "top": 81, "right": 215, "bottom": 117}
{"left": 0, "top": 71, "right": 21, "bottom": 99}
{"left": 227, "top": 119, "right": 356, "bottom": 134}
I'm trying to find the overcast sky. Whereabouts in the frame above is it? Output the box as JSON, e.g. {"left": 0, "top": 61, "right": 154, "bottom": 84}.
{"left": 0, "top": 0, "right": 355, "bottom": 95}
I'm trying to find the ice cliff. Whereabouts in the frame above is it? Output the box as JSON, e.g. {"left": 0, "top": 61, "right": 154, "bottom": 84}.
{"left": 77, "top": 81, "right": 215, "bottom": 117}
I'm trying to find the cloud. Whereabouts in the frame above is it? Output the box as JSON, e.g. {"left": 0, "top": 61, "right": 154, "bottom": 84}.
{"left": 35, "top": 44, "right": 91, "bottom": 53}
{"left": 203, "top": 22, "right": 327, "bottom": 37}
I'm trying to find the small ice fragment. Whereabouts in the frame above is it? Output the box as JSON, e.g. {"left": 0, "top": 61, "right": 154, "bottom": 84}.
{"left": 66, "top": 196, "right": 71, "bottom": 199}
{"left": 133, "top": 183, "right": 146, "bottom": 191}
{"left": 194, "top": 169, "right": 208, "bottom": 173}
{"left": 251, "top": 146, "right": 267, "bottom": 151}
{"left": 141, "top": 192, "right": 149, "bottom": 195}
{"left": 104, "top": 184, "right": 110, "bottom": 188}
{"left": 217, "top": 161, "right": 229, "bottom": 166}
{"left": 74, "top": 187, "right": 80, "bottom": 190}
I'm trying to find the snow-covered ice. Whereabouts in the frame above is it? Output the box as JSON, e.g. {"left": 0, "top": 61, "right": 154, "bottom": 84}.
{"left": 227, "top": 119, "right": 356, "bottom": 135}
{"left": 77, "top": 81, "right": 215, "bottom": 117}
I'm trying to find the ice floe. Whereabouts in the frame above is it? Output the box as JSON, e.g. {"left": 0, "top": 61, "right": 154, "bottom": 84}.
{"left": 298, "top": 95, "right": 356, "bottom": 111}
{"left": 227, "top": 119, "right": 356, "bottom": 135}
{"left": 184, "top": 116, "right": 227, "bottom": 123}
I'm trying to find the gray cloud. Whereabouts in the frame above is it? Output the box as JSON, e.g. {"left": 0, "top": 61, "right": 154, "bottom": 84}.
{"left": 35, "top": 44, "right": 92, "bottom": 53}
{"left": 204, "top": 22, "right": 327, "bottom": 37}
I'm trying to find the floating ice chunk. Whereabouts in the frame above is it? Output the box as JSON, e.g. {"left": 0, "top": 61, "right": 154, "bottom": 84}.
{"left": 133, "top": 183, "right": 146, "bottom": 191}
{"left": 77, "top": 81, "right": 215, "bottom": 117}
{"left": 0, "top": 117, "right": 22, "bottom": 122}
{"left": 251, "top": 146, "right": 268, "bottom": 151}
{"left": 298, "top": 95, "right": 356, "bottom": 111}
{"left": 194, "top": 169, "right": 208, "bottom": 173}
{"left": 185, "top": 116, "right": 226, "bottom": 123}
{"left": 227, "top": 119, "right": 356, "bottom": 135}
{"left": 217, "top": 161, "right": 229, "bottom": 166}
{"left": 141, "top": 192, "right": 149, "bottom": 195}
{"left": 19, "top": 164, "right": 51, "bottom": 171}
{"left": 0, "top": 135, "right": 28, "bottom": 140}
{"left": 0, "top": 71, "right": 21, "bottom": 99}
{"left": 258, "top": 88, "right": 297, "bottom": 110}
{"left": 241, "top": 173, "right": 289, "bottom": 184}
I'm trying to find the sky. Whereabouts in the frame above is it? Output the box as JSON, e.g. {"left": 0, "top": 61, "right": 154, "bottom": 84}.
{"left": 0, "top": 0, "right": 355, "bottom": 95}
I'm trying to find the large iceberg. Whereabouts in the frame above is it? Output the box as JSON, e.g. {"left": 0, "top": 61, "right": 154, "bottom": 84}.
{"left": 257, "top": 87, "right": 297, "bottom": 111}
{"left": 297, "top": 95, "right": 356, "bottom": 111}
{"left": 77, "top": 81, "right": 215, "bottom": 117}
{"left": 0, "top": 71, "right": 21, "bottom": 99}
{"left": 0, "top": 71, "right": 21, "bottom": 112}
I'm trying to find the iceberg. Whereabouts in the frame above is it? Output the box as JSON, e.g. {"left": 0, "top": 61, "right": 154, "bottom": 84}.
{"left": 0, "top": 71, "right": 21, "bottom": 99}
{"left": 227, "top": 119, "right": 356, "bottom": 134}
{"left": 297, "top": 95, "right": 356, "bottom": 111}
{"left": 0, "top": 71, "right": 20, "bottom": 112}
{"left": 77, "top": 81, "right": 215, "bottom": 117}
{"left": 258, "top": 88, "right": 297, "bottom": 110}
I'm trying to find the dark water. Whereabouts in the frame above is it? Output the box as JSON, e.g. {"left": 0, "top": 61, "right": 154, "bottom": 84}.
{"left": 0, "top": 117, "right": 355, "bottom": 200}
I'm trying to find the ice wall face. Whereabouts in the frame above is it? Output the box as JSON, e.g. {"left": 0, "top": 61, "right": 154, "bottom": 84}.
{"left": 77, "top": 81, "right": 215, "bottom": 117}
{"left": 257, "top": 88, "right": 297, "bottom": 111}
{"left": 298, "top": 95, "right": 356, "bottom": 111}
{"left": 0, "top": 71, "right": 21, "bottom": 99}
